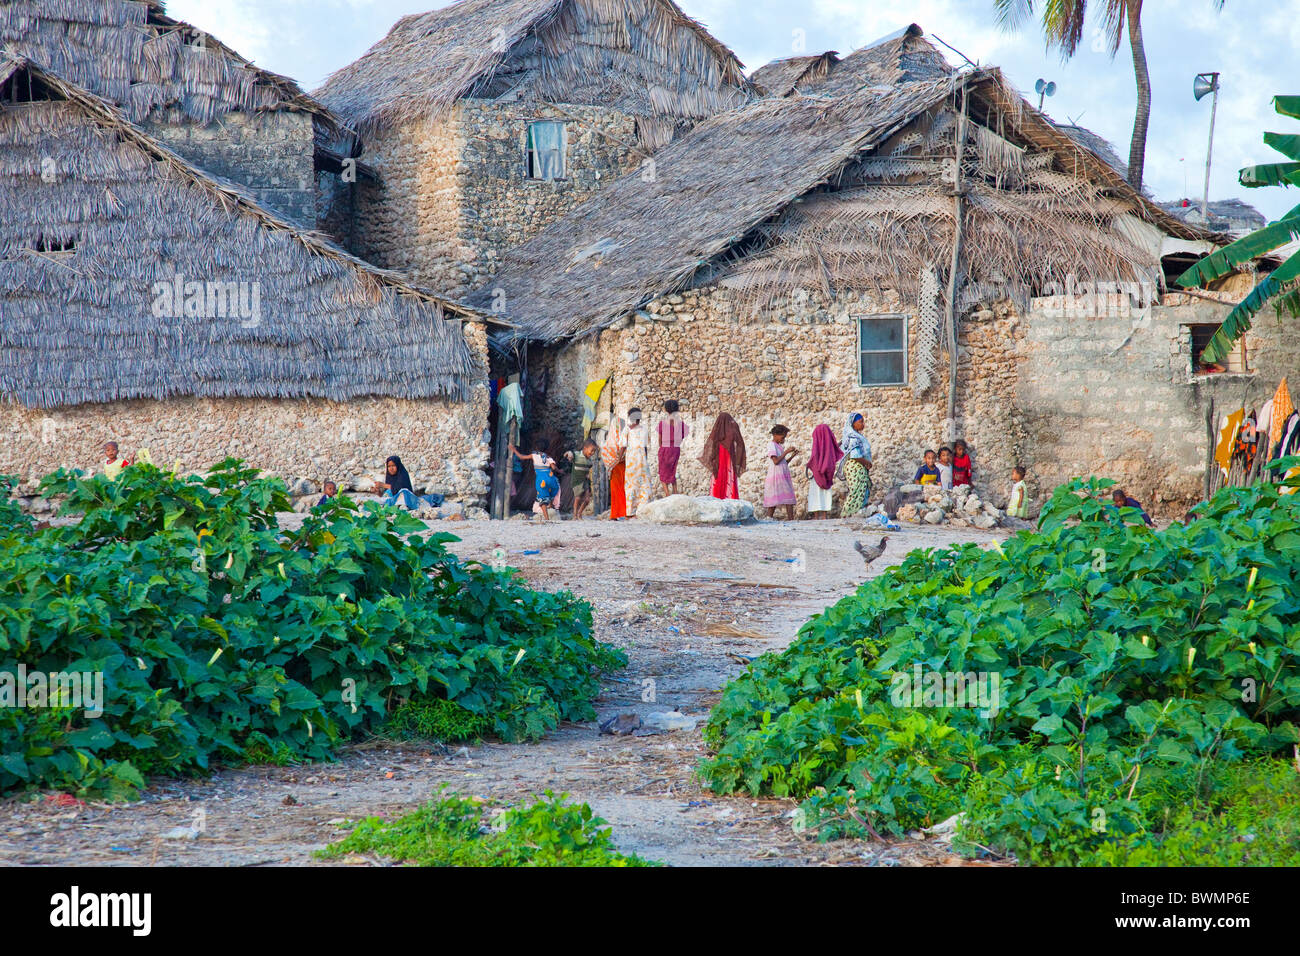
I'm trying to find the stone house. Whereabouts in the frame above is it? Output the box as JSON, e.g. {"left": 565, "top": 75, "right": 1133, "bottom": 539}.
{"left": 0, "top": 0, "right": 362, "bottom": 230}
{"left": 471, "top": 26, "right": 1288, "bottom": 516}
{"left": 0, "top": 55, "right": 498, "bottom": 507}
{"left": 314, "top": 0, "right": 754, "bottom": 296}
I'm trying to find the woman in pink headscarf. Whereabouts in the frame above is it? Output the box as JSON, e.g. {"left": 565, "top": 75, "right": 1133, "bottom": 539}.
{"left": 805, "top": 424, "right": 843, "bottom": 519}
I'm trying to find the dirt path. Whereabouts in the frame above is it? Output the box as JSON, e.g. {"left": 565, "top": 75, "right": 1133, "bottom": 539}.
{"left": 0, "top": 514, "right": 1003, "bottom": 867}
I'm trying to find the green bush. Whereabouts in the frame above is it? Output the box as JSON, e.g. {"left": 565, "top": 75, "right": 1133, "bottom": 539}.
{"left": 0, "top": 460, "right": 625, "bottom": 799}
{"left": 317, "top": 789, "right": 657, "bottom": 866}
{"left": 384, "top": 697, "right": 494, "bottom": 743}
{"left": 701, "top": 472, "right": 1300, "bottom": 863}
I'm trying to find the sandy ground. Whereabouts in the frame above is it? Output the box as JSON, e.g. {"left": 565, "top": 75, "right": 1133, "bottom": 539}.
{"left": 0, "top": 512, "right": 1009, "bottom": 867}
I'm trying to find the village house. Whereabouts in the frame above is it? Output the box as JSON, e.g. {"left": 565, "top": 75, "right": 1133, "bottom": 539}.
{"left": 470, "top": 25, "right": 1294, "bottom": 516}
{"left": 0, "top": 36, "right": 497, "bottom": 508}
{"left": 0, "top": 0, "right": 364, "bottom": 229}
{"left": 313, "top": 0, "right": 754, "bottom": 296}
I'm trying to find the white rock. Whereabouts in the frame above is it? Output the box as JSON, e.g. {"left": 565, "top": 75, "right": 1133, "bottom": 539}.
{"left": 924, "top": 510, "right": 945, "bottom": 524}
{"left": 636, "top": 494, "right": 755, "bottom": 525}
{"left": 971, "top": 513, "right": 998, "bottom": 530}
{"left": 641, "top": 711, "right": 699, "bottom": 731}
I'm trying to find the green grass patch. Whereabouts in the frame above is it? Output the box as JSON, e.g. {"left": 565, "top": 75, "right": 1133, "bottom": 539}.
{"left": 317, "top": 790, "right": 658, "bottom": 867}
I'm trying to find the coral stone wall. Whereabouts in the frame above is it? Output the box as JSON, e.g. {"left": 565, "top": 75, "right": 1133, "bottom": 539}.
{"left": 457, "top": 100, "right": 642, "bottom": 289}
{"left": 531, "top": 287, "right": 1029, "bottom": 513}
{"left": 1018, "top": 291, "right": 1300, "bottom": 513}
{"left": 348, "top": 102, "right": 641, "bottom": 298}
{"left": 144, "top": 110, "right": 317, "bottom": 228}
{"left": 350, "top": 114, "right": 472, "bottom": 292}
{"left": 2, "top": 324, "right": 493, "bottom": 506}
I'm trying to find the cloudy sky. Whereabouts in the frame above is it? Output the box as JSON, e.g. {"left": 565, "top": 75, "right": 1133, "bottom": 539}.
{"left": 170, "top": 0, "right": 1299, "bottom": 219}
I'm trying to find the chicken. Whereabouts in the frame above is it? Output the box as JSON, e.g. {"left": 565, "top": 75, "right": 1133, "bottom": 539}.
{"left": 854, "top": 536, "right": 888, "bottom": 567}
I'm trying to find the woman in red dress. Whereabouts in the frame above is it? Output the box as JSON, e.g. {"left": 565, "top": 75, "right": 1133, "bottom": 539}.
{"left": 700, "top": 412, "right": 746, "bottom": 499}
{"left": 601, "top": 420, "right": 628, "bottom": 519}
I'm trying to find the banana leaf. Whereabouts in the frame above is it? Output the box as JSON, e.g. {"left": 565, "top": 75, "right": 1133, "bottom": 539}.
{"left": 1177, "top": 215, "right": 1300, "bottom": 287}
{"left": 1239, "top": 162, "right": 1300, "bottom": 187}
{"left": 1264, "top": 132, "right": 1300, "bottom": 161}
{"left": 1199, "top": 249, "right": 1300, "bottom": 364}
{"left": 1275, "top": 95, "right": 1300, "bottom": 120}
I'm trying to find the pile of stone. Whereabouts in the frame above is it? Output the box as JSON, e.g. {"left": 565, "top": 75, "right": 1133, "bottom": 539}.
{"left": 873, "top": 483, "right": 1004, "bottom": 530}
{"left": 6, "top": 477, "right": 56, "bottom": 515}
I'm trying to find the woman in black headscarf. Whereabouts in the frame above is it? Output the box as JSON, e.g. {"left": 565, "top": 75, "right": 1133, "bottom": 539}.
{"left": 378, "top": 455, "right": 442, "bottom": 510}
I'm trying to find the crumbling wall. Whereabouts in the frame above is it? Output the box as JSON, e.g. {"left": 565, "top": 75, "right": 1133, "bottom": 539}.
{"left": 1018, "top": 291, "right": 1300, "bottom": 514}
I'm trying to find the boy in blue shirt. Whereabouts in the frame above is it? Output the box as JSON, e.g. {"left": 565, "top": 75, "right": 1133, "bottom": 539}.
{"left": 913, "top": 449, "right": 942, "bottom": 486}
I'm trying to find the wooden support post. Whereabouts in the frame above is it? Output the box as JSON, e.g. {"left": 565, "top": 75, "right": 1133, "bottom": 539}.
{"left": 944, "top": 90, "right": 969, "bottom": 435}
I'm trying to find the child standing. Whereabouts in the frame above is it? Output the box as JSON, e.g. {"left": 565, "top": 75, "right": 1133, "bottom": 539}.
{"left": 913, "top": 449, "right": 941, "bottom": 486}
{"left": 937, "top": 447, "right": 954, "bottom": 490}
{"left": 532, "top": 455, "right": 561, "bottom": 520}
{"left": 566, "top": 439, "right": 600, "bottom": 519}
{"left": 763, "top": 424, "right": 799, "bottom": 520}
{"left": 1008, "top": 466, "right": 1029, "bottom": 519}
{"left": 952, "top": 439, "right": 973, "bottom": 488}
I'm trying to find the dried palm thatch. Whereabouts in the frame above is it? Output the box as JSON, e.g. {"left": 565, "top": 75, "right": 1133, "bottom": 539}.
{"left": 314, "top": 0, "right": 752, "bottom": 141}
{"left": 0, "top": 58, "right": 488, "bottom": 410}
{"left": 1, "top": 0, "right": 335, "bottom": 128}
{"left": 751, "top": 52, "right": 839, "bottom": 97}
{"left": 476, "top": 26, "right": 1217, "bottom": 346}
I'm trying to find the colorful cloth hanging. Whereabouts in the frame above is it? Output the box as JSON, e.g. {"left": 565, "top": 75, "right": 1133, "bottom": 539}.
{"left": 1269, "top": 378, "right": 1293, "bottom": 453}
{"left": 1214, "top": 408, "right": 1244, "bottom": 478}
{"left": 581, "top": 378, "right": 608, "bottom": 436}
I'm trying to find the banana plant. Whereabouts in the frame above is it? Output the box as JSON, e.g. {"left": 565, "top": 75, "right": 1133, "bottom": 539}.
{"left": 1177, "top": 96, "right": 1300, "bottom": 365}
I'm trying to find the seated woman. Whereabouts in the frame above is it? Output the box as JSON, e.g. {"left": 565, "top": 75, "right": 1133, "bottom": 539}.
{"left": 376, "top": 456, "right": 444, "bottom": 510}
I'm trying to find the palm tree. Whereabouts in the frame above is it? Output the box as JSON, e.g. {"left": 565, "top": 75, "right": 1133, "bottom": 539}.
{"left": 994, "top": 0, "right": 1223, "bottom": 194}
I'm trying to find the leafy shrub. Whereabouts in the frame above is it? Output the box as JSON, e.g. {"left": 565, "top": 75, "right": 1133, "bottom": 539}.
{"left": 0, "top": 461, "right": 624, "bottom": 799}
{"left": 701, "top": 473, "right": 1300, "bottom": 863}
{"left": 384, "top": 697, "right": 493, "bottom": 743}
{"left": 0, "top": 475, "right": 30, "bottom": 534}
{"left": 317, "top": 789, "right": 657, "bottom": 867}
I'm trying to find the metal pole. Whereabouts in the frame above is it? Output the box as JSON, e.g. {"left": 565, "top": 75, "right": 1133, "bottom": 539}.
{"left": 1201, "top": 82, "right": 1219, "bottom": 223}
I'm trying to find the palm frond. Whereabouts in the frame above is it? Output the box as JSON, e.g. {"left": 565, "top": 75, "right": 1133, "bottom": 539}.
{"left": 1264, "top": 131, "right": 1300, "bottom": 161}
{"left": 1177, "top": 214, "right": 1300, "bottom": 287}
{"left": 1275, "top": 95, "right": 1300, "bottom": 120}
{"left": 1239, "top": 162, "right": 1300, "bottom": 188}
{"left": 1199, "top": 250, "right": 1300, "bottom": 364}
{"left": 992, "top": 0, "right": 1037, "bottom": 33}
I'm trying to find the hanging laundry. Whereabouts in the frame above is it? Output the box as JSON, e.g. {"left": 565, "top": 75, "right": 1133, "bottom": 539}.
{"left": 1232, "top": 411, "right": 1258, "bottom": 472}
{"left": 1214, "top": 407, "right": 1244, "bottom": 478}
{"left": 581, "top": 378, "right": 608, "bottom": 436}
{"left": 497, "top": 381, "right": 523, "bottom": 423}
{"left": 1268, "top": 378, "right": 1293, "bottom": 453}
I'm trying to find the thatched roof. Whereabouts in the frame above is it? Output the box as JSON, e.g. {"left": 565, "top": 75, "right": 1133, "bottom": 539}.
{"left": 473, "top": 26, "right": 1217, "bottom": 347}
{"left": 1158, "top": 197, "right": 1267, "bottom": 235}
{"left": 0, "top": 0, "right": 337, "bottom": 129}
{"left": 751, "top": 52, "right": 839, "bottom": 96}
{"left": 315, "top": 0, "right": 752, "bottom": 140}
{"left": 1, "top": 58, "right": 492, "bottom": 410}
{"left": 1056, "top": 123, "right": 1129, "bottom": 181}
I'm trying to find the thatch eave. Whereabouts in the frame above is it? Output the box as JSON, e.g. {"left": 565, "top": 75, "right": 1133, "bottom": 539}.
{"left": 0, "top": 55, "right": 500, "bottom": 327}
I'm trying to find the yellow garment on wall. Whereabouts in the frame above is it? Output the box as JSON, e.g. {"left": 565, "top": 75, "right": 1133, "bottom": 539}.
{"left": 1214, "top": 408, "right": 1245, "bottom": 478}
